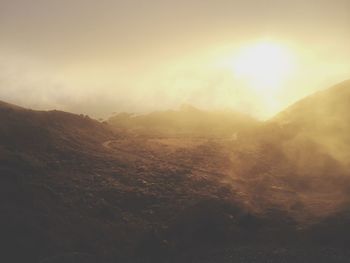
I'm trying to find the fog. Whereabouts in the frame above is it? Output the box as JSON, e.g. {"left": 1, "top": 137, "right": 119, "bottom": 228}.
{"left": 0, "top": 0, "right": 349, "bottom": 118}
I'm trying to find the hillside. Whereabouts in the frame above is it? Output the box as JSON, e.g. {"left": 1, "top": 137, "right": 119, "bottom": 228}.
{"left": 2, "top": 79, "right": 350, "bottom": 263}
{"left": 274, "top": 79, "right": 350, "bottom": 125}
{"left": 0, "top": 100, "right": 115, "bottom": 181}
{"left": 272, "top": 79, "right": 350, "bottom": 165}
{"left": 0, "top": 102, "right": 119, "bottom": 263}
{"left": 222, "top": 80, "right": 350, "bottom": 220}
{"left": 0, "top": 102, "right": 270, "bottom": 263}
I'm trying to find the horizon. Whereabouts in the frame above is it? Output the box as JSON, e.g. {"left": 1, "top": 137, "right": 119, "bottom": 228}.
{"left": 2, "top": 78, "right": 349, "bottom": 122}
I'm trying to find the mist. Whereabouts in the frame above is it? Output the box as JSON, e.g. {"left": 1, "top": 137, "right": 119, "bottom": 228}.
{"left": 1, "top": 0, "right": 350, "bottom": 119}
{"left": 2, "top": 1, "right": 350, "bottom": 262}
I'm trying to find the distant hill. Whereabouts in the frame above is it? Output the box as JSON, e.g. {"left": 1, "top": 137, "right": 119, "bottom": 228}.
{"left": 108, "top": 104, "right": 259, "bottom": 137}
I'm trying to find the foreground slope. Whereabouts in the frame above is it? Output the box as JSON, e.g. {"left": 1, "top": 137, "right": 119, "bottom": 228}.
{"left": 0, "top": 102, "right": 118, "bottom": 262}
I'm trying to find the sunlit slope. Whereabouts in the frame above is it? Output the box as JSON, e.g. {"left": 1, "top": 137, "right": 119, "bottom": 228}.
{"left": 219, "top": 80, "right": 350, "bottom": 221}
{"left": 272, "top": 79, "right": 350, "bottom": 164}
{"left": 108, "top": 104, "right": 259, "bottom": 137}
{"left": 271, "top": 79, "right": 350, "bottom": 243}
{"left": 274, "top": 79, "right": 350, "bottom": 124}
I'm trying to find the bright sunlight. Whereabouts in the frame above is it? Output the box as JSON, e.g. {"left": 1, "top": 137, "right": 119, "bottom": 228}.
{"left": 231, "top": 42, "right": 297, "bottom": 93}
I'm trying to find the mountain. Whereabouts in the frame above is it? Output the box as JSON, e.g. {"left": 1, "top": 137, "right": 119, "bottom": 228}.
{"left": 108, "top": 104, "right": 259, "bottom": 138}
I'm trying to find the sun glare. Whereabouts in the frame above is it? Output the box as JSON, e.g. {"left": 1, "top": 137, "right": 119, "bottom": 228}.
{"left": 231, "top": 42, "right": 296, "bottom": 93}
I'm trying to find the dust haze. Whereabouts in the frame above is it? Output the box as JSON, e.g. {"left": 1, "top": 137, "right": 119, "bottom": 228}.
{"left": 1, "top": 0, "right": 350, "bottom": 119}
{"left": 2, "top": 1, "right": 350, "bottom": 263}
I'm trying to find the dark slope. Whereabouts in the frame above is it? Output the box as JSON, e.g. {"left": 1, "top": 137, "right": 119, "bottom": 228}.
{"left": 0, "top": 100, "right": 26, "bottom": 110}
{"left": 0, "top": 100, "right": 113, "bottom": 151}
{"left": 0, "top": 100, "right": 115, "bottom": 185}
{"left": 0, "top": 102, "right": 118, "bottom": 263}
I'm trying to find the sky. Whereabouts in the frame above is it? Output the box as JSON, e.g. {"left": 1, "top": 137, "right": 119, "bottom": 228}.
{"left": 0, "top": 0, "right": 349, "bottom": 119}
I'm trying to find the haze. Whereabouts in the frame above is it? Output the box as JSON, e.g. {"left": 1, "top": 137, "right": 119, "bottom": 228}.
{"left": 0, "top": 0, "right": 349, "bottom": 119}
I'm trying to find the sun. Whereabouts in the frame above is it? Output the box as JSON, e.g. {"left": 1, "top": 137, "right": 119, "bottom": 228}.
{"left": 231, "top": 41, "right": 296, "bottom": 92}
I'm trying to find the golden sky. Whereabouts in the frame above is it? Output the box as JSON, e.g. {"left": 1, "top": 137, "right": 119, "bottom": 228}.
{"left": 0, "top": 0, "right": 349, "bottom": 119}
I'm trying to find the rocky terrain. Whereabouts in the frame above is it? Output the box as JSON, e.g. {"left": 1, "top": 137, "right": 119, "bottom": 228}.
{"left": 1, "top": 80, "right": 350, "bottom": 263}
